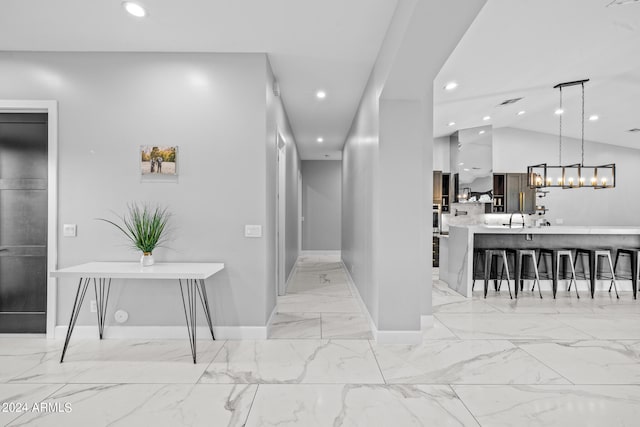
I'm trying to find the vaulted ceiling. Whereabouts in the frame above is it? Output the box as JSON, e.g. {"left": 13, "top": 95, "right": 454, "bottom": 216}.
{"left": 435, "top": 0, "right": 640, "bottom": 150}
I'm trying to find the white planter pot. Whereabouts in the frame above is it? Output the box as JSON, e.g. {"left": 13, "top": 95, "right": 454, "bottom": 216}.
{"left": 140, "top": 252, "right": 154, "bottom": 267}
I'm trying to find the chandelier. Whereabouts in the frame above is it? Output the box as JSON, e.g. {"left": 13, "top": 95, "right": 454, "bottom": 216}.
{"left": 527, "top": 79, "right": 615, "bottom": 189}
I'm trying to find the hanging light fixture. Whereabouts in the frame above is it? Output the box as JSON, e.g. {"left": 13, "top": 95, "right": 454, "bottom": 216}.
{"left": 527, "top": 79, "right": 615, "bottom": 190}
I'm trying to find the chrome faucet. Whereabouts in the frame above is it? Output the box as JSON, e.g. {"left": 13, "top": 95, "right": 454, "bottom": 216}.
{"left": 509, "top": 212, "right": 526, "bottom": 228}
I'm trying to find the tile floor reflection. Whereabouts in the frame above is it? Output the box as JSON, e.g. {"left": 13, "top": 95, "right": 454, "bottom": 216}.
{"left": 0, "top": 260, "right": 639, "bottom": 426}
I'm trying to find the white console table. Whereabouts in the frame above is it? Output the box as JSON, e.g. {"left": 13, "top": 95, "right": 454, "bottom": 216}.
{"left": 51, "top": 262, "right": 225, "bottom": 363}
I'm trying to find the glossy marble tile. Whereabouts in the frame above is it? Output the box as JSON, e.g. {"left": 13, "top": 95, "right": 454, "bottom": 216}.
{"left": 7, "top": 383, "right": 257, "bottom": 427}
{"left": 422, "top": 318, "right": 459, "bottom": 340}
{"left": 555, "top": 314, "right": 640, "bottom": 339}
{"left": 285, "top": 282, "right": 352, "bottom": 298}
{"left": 515, "top": 340, "right": 640, "bottom": 384}
{"left": 0, "top": 339, "right": 62, "bottom": 383}
{"left": 9, "top": 340, "right": 224, "bottom": 384}
{"left": 433, "top": 298, "right": 501, "bottom": 314}
{"left": 0, "top": 384, "right": 64, "bottom": 426}
{"left": 200, "top": 340, "right": 384, "bottom": 384}
{"left": 454, "top": 385, "right": 640, "bottom": 427}
{"left": 371, "top": 340, "right": 569, "bottom": 385}
{"left": 276, "top": 293, "right": 362, "bottom": 313}
{"left": 246, "top": 384, "right": 479, "bottom": 427}
{"left": 436, "top": 313, "right": 594, "bottom": 340}
{"left": 269, "top": 313, "right": 321, "bottom": 339}
{"left": 484, "top": 292, "right": 597, "bottom": 314}
{"left": 321, "top": 314, "right": 372, "bottom": 339}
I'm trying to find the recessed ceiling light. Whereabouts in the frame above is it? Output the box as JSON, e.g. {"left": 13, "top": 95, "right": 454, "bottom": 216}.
{"left": 316, "top": 90, "right": 326, "bottom": 99}
{"left": 463, "top": 168, "right": 470, "bottom": 171}
{"left": 444, "top": 82, "right": 458, "bottom": 91}
{"left": 482, "top": 116, "right": 491, "bottom": 121}
{"left": 122, "top": 1, "right": 146, "bottom": 17}
{"left": 448, "top": 121, "right": 456, "bottom": 126}
{"left": 479, "top": 130, "right": 486, "bottom": 135}
{"left": 317, "top": 137, "right": 324, "bottom": 143}
{"left": 589, "top": 114, "right": 599, "bottom": 121}
{"left": 458, "top": 162, "right": 464, "bottom": 166}
{"left": 517, "top": 110, "right": 526, "bottom": 116}
{"left": 554, "top": 108, "right": 564, "bottom": 115}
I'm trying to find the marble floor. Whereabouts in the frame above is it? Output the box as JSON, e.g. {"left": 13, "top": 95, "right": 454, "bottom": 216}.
{"left": 0, "top": 263, "right": 639, "bottom": 426}
{"left": 270, "top": 254, "right": 373, "bottom": 340}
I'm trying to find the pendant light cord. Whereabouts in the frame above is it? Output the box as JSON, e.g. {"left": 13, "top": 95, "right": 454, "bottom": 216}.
{"left": 581, "top": 82, "right": 585, "bottom": 166}
{"left": 558, "top": 87, "right": 563, "bottom": 164}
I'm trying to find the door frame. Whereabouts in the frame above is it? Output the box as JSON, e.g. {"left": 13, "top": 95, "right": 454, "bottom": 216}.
{"left": 276, "top": 131, "right": 287, "bottom": 296}
{"left": 297, "top": 169, "right": 302, "bottom": 254}
{"left": 0, "top": 100, "right": 58, "bottom": 338}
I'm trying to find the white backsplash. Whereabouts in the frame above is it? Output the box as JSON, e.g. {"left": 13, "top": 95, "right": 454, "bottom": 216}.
{"left": 441, "top": 202, "right": 543, "bottom": 233}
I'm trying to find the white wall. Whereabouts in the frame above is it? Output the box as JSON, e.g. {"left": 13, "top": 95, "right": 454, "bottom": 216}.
{"left": 266, "top": 60, "right": 301, "bottom": 300}
{"left": 494, "top": 127, "right": 640, "bottom": 226}
{"left": 342, "top": 0, "right": 486, "bottom": 338}
{"left": 301, "top": 160, "right": 341, "bottom": 251}
{"left": 0, "top": 52, "right": 283, "bottom": 330}
{"left": 433, "top": 135, "right": 450, "bottom": 171}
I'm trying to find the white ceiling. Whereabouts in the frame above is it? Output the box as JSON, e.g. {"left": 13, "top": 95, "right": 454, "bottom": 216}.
{"left": 0, "top": 0, "right": 399, "bottom": 159}
{"left": 435, "top": 0, "right": 640, "bottom": 150}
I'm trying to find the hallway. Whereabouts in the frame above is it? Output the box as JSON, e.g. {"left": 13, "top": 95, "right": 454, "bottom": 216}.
{"left": 270, "top": 254, "right": 373, "bottom": 339}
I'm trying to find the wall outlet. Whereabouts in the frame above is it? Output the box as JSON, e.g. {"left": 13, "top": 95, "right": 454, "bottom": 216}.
{"left": 90, "top": 300, "right": 97, "bottom": 313}
{"left": 556, "top": 218, "right": 564, "bottom": 225}
{"left": 244, "top": 225, "right": 262, "bottom": 238}
{"left": 63, "top": 224, "right": 77, "bottom": 237}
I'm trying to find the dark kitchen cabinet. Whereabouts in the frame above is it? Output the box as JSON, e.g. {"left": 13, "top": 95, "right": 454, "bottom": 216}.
{"left": 505, "top": 173, "right": 535, "bottom": 213}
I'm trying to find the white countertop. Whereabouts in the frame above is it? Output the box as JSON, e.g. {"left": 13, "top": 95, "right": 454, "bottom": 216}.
{"left": 51, "top": 262, "right": 225, "bottom": 279}
{"left": 453, "top": 225, "right": 640, "bottom": 235}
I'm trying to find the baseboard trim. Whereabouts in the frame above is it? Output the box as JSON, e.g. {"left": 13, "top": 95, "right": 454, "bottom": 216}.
{"left": 300, "top": 250, "right": 341, "bottom": 256}
{"left": 341, "top": 260, "right": 378, "bottom": 339}
{"left": 54, "top": 325, "right": 268, "bottom": 340}
{"left": 265, "top": 304, "right": 278, "bottom": 338}
{"left": 420, "top": 315, "right": 434, "bottom": 329}
{"left": 341, "top": 261, "right": 422, "bottom": 345}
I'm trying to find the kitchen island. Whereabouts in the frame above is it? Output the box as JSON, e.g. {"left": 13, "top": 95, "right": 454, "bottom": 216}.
{"left": 440, "top": 225, "right": 640, "bottom": 298}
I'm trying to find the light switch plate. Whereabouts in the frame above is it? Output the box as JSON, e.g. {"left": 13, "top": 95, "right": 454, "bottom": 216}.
{"left": 63, "top": 224, "right": 77, "bottom": 237}
{"left": 245, "top": 225, "right": 262, "bottom": 238}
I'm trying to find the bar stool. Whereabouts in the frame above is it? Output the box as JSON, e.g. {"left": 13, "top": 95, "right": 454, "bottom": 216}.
{"left": 472, "top": 249, "right": 486, "bottom": 291}
{"left": 537, "top": 249, "right": 579, "bottom": 299}
{"left": 573, "top": 248, "right": 619, "bottom": 299}
{"left": 472, "top": 249, "right": 502, "bottom": 292}
{"left": 483, "top": 249, "right": 513, "bottom": 299}
{"left": 508, "top": 249, "right": 542, "bottom": 299}
{"left": 613, "top": 248, "right": 640, "bottom": 300}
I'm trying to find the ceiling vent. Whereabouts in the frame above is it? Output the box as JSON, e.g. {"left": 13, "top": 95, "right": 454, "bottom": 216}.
{"left": 607, "top": 0, "right": 640, "bottom": 6}
{"left": 627, "top": 128, "right": 640, "bottom": 132}
{"left": 498, "top": 97, "right": 523, "bottom": 106}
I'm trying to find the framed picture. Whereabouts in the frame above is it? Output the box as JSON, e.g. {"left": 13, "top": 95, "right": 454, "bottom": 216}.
{"left": 141, "top": 145, "right": 177, "bottom": 176}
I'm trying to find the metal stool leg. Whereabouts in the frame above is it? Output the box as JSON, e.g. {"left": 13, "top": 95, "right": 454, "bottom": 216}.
{"left": 567, "top": 253, "right": 579, "bottom": 299}
{"left": 606, "top": 253, "right": 620, "bottom": 299}
{"left": 530, "top": 252, "right": 542, "bottom": 299}
{"left": 501, "top": 251, "right": 513, "bottom": 299}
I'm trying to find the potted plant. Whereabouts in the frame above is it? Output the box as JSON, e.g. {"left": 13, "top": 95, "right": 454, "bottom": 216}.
{"left": 98, "top": 203, "right": 171, "bottom": 266}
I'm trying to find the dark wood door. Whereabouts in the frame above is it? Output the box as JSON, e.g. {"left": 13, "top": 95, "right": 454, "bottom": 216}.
{"left": 0, "top": 113, "right": 48, "bottom": 333}
{"left": 505, "top": 173, "right": 521, "bottom": 213}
